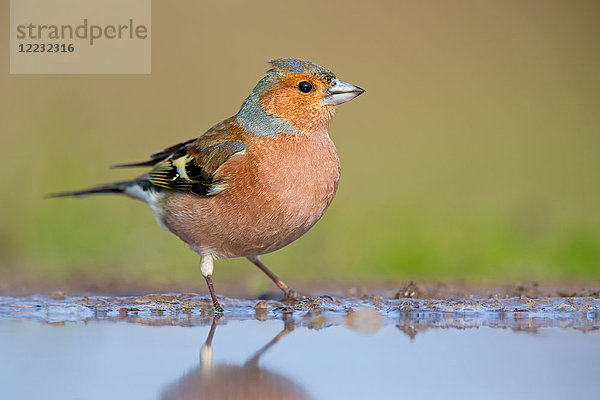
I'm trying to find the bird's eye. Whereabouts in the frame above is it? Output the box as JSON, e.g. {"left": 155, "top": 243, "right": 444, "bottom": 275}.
{"left": 298, "top": 81, "right": 313, "bottom": 93}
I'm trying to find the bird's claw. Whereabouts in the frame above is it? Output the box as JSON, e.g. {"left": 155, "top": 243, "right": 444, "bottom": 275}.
{"left": 213, "top": 302, "right": 224, "bottom": 313}
{"left": 283, "top": 289, "right": 304, "bottom": 302}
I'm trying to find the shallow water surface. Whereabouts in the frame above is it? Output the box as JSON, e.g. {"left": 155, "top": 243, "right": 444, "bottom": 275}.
{"left": 1, "top": 294, "right": 598, "bottom": 399}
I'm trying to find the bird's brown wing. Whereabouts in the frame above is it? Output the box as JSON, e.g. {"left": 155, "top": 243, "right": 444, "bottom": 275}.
{"left": 112, "top": 117, "right": 246, "bottom": 195}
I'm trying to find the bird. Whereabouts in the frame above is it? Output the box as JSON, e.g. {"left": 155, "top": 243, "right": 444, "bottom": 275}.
{"left": 51, "top": 58, "right": 365, "bottom": 312}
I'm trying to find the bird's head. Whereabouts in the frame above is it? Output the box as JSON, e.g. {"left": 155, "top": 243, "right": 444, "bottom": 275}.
{"left": 236, "top": 58, "right": 365, "bottom": 136}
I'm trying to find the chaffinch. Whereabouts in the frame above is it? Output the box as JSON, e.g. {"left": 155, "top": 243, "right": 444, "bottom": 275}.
{"left": 53, "top": 58, "right": 365, "bottom": 311}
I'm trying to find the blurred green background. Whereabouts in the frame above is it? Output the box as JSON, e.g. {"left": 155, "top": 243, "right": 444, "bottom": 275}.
{"left": 1, "top": 0, "right": 599, "bottom": 294}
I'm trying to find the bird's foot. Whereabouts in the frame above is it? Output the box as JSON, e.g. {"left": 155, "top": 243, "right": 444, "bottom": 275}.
{"left": 283, "top": 289, "right": 304, "bottom": 302}
{"left": 212, "top": 301, "right": 224, "bottom": 313}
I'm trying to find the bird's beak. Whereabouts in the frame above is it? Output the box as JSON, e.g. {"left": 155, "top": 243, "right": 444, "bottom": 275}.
{"left": 323, "top": 79, "right": 366, "bottom": 106}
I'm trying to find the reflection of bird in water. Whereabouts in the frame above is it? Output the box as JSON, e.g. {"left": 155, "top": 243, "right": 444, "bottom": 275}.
{"left": 161, "top": 316, "right": 312, "bottom": 400}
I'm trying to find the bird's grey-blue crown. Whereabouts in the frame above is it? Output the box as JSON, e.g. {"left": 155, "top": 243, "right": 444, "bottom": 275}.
{"left": 236, "top": 59, "right": 336, "bottom": 137}
{"left": 268, "top": 58, "right": 337, "bottom": 83}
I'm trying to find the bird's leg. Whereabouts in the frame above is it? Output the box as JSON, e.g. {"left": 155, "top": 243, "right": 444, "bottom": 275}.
{"left": 200, "top": 254, "right": 223, "bottom": 313}
{"left": 246, "top": 256, "right": 301, "bottom": 300}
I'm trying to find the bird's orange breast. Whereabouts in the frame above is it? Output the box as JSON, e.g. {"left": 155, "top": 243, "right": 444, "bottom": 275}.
{"left": 160, "top": 129, "right": 340, "bottom": 258}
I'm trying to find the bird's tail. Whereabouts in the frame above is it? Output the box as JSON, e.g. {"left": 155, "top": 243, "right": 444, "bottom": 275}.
{"left": 47, "top": 180, "right": 134, "bottom": 198}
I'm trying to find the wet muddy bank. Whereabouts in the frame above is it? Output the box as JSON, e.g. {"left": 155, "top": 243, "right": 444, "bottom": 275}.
{"left": 2, "top": 293, "right": 598, "bottom": 334}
